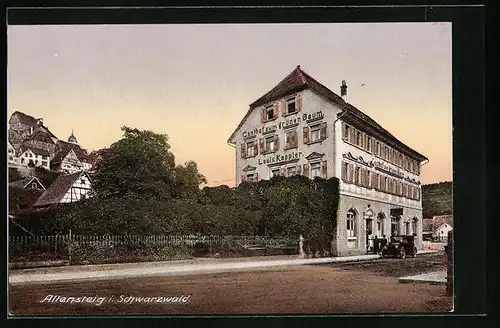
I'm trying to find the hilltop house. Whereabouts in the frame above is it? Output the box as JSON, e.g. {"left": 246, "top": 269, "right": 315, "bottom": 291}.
{"left": 228, "top": 65, "right": 428, "bottom": 256}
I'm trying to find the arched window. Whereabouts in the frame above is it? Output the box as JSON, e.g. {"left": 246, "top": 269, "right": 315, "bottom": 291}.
{"left": 377, "top": 212, "right": 386, "bottom": 237}
{"left": 391, "top": 216, "right": 400, "bottom": 235}
{"left": 412, "top": 217, "right": 418, "bottom": 236}
{"left": 347, "top": 209, "right": 357, "bottom": 238}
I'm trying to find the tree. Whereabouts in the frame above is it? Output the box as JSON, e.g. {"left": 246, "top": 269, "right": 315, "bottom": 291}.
{"left": 172, "top": 160, "right": 207, "bottom": 199}
{"left": 91, "top": 126, "right": 205, "bottom": 200}
{"left": 8, "top": 168, "right": 24, "bottom": 183}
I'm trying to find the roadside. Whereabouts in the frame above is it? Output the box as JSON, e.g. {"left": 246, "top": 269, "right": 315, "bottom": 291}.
{"left": 9, "top": 251, "right": 439, "bottom": 286}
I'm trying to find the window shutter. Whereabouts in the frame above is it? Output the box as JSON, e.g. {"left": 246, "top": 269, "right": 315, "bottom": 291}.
{"left": 342, "top": 123, "right": 347, "bottom": 140}
{"left": 348, "top": 164, "right": 354, "bottom": 183}
{"left": 275, "top": 102, "right": 280, "bottom": 119}
{"left": 303, "top": 163, "right": 310, "bottom": 177}
{"left": 261, "top": 107, "right": 266, "bottom": 123}
{"left": 240, "top": 143, "right": 246, "bottom": 159}
{"left": 321, "top": 160, "right": 327, "bottom": 178}
{"left": 320, "top": 122, "right": 327, "bottom": 140}
{"left": 274, "top": 135, "right": 280, "bottom": 151}
{"left": 296, "top": 165, "right": 301, "bottom": 176}
{"left": 341, "top": 162, "right": 347, "bottom": 181}
{"left": 349, "top": 128, "right": 355, "bottom": 144}
{"left": 282, "top": 100, "right": 287, "bottom": 116}
{"left": 253, "top": 142, "right": 258, "bottom": 156}
{"left": 303, "top": 126, "right": 310, "bottom": 144}
{"left": 296, "top": 94, "right": 302, "bottom": 111}
{"left": 259, "top": 138, "right": 265, "bottom": 154}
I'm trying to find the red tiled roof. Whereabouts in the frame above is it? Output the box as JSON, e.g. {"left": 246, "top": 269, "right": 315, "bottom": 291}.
{"left": 228, "top": 66, "right": 428, "bottom": 161}
{"left": 54, "top": 140, "right": 89, "bottom": 161}
{"left": 432, "top": 215, "right": 453, "bottom": 231}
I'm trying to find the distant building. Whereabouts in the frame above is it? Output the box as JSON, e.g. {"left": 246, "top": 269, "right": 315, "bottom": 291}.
{"left": 16, "top": 146, "right": 51, "bottom": 170}
{"left": 228, "top": 66, "right": 428, "bottom": 255}
{"left": 7, "top": 111, "right": 93, "bottom": 174}
{"left": 9, "top": 177, "right": 46, "bottom": 191}
{"left": 422, "top": 215, "right": 453, "bottom": 241}
{"left": 33, "top": 171, "right": 92, "bottom": 208}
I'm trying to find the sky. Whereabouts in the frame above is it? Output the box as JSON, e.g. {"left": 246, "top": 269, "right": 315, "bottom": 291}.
{"left": 7, "top": 23, "right": 452, "bottom": 187}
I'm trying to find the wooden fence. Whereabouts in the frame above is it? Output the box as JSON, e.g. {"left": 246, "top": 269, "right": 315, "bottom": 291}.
{"left": 8, "top": 234, "right": 299, "bottom": 263}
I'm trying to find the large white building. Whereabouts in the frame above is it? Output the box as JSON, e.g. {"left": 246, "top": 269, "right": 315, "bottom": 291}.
{"left": 228, "top": 66, "right": 428, "bottom": 256}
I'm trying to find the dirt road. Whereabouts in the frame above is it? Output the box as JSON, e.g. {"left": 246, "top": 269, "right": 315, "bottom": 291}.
{"left": 9, "top": 254, "right": 452, "bottom": 315}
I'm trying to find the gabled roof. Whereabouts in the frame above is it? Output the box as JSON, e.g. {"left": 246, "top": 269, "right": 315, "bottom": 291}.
{"left": 10, "top": 111, "right": 38, "bottom": 125}
{"left": 432, "top": 215, "right": 453, "bottom": 230}
{"left": 9, "top": 177, "right": 46, "bottom": 190}
{"left": 422, "top": 218, "right": 434, "bottom": 232}
{"left": 24, "top": 130, "right": 56, "bottom": 144}
{"left": 228, "top": 65, "right": 427, "bottom": 161}
{"left": 34, "top": 171, "right": 91, "bottom": 207}
{"left": 54, "top": 140, "right": 89, "bottom": 162}
{"left": 18, "top": 146, "right": 50, "bottom": 157}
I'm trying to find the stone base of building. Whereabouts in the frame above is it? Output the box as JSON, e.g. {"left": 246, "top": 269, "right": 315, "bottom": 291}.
{"left": 333, "top": 194, "right": 423, "bottom": 257}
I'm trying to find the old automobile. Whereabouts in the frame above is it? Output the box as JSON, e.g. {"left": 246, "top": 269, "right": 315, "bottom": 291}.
{"left": 380, "top": 235, "right": 418, "bottom": 259}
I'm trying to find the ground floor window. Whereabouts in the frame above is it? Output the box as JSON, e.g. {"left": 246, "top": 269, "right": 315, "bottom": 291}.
{"left": 246, "top": 173, "right": 256, "bottom": 182}
{"left": 347, "top": 211, "right": 356, "bottom": 238}
{"left": 405, "top": 221, "right": 411, "bottom": 235}
{"left": 271, "top": 168, "right": 280, "bottom": 177}
{"left": 412, "top": 219, "right": 418, "bottom": 235}
{"left": 391, "top": 217, "right": 399, "bottom": 235}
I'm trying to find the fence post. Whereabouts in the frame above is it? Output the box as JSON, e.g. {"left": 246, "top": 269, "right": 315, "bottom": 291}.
{"left": 299, "top": 235, "right": 304, "bottom": 258}
{"left": 68, "top": 229, "right": 72, "bottom": 266}
{"left": 446, "top": 230, "right": 453, "bottom": 296}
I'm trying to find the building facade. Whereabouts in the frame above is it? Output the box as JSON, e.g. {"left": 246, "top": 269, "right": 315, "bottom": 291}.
{"left": 33, "top": 171, "right": 93, "bottom": 208}
{"left": 228, "top": 66, "right": 428, "bottom": 256}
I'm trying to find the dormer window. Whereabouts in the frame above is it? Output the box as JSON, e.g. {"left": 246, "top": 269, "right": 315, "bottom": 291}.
{"left": 286, "top": 97, "right": 297, "bottom": 114}
{"left": 266, "top": 106, "right": 275, "bottom": 120}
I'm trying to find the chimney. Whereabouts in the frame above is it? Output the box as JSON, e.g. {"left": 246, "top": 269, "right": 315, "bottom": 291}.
{"left": 341, "top": 80, "right": 348, "bottom": 102}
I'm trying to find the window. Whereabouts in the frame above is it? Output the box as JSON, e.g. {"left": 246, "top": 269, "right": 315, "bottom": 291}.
{"left": 246, "top": 141, "right": 255, "bottom": 157}
{"left": 246, "top": 173, "right": 256, "bottom": 182}
{"left": 341, "top": 162, "right": 349, "bottom": 181}
{"left": 29, "top": 153, "right": 33, "bottom": 158}
{"left": 286, "top": 97, "right": 297, "bottom": 114}
{"left": 285, "top": 130, "right": 297, "bottom": 149}
{"left": 266, "top": 105, "right": 275, "bottom": 121}
{"left": 265, "top": 136, "right": 274, "bottom": 152}
{"left": 81, "top": 179, "right": 86, "bottom": 184}
{"left": 32, "top": 183, "right": 38, "bottom": 189}
{"left": 42, "top": 161, "right": 47, "bottom": 166}
{"left": 287, "top": 166, "right": 298, "bottom": 176}
{"left": 412, "top": 219, "right": 417, "bottom": 235}
{"left": 9, "top": 156, "right": 13, "bottom": 161}
{"left": 271, "top": 169, "right": 280, "bottom": 177}
{"left": 21, "top": 158, "right": 25, "bottom": 164}
{"left": 310, "top": 124, "right": 321, "bottom": 142}
{"left": 356, "top": 131, "right": 362, "bottom": 146}
{"left": 376, "top": 142, "right": 380, "bottom": 156}
{"left": 367, "top": 136, "right": 372, "bottom": 152}
{"left": 355, "top": 167, "right": 360, "bottom": 185}
{"left": 25, "top": 153, "right": 28, "bottom": 157}
{"left": 343, "top": 124, "right": 350, "bottom": 140}
{"left": 311, "top": 162, "right": 321, "bottom": 178}
{"left": 347, "top": 210, "right": 356, "bottom": 238}
{"left": 391, "top": 217, "right": 399, "bottom": 235}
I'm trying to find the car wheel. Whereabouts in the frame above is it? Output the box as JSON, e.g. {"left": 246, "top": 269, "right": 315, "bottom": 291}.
{"left": 400, "top": 249, "right": 406, "bottom": 259}
{"left": 412, "top": 247, "right": 417, "bottom": 258}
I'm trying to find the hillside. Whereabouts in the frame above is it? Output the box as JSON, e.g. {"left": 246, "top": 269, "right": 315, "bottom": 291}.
{"left": 422, "top": 181, "right": 453, "bottom": 218}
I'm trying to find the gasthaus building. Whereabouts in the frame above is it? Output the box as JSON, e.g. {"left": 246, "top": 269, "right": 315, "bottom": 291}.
{"left": 227, "top": 66, "right": 428, "bottom": 256}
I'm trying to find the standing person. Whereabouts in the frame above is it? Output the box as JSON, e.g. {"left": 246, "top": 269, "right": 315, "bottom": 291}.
{"left": 374, "top": 235, "right": 379, "bottom": 253}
